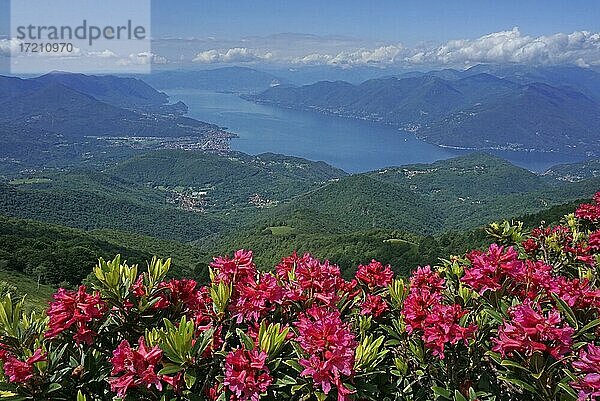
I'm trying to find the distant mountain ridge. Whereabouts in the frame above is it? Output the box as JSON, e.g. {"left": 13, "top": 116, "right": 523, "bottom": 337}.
{"left": 142, "top": 67, "right": 286, "bottom": 93}
{"left": 543, "top": 158, "right": 600, "bottom": 182}
{"left": 0, "top": 72, "right": 237, "bottom": 176}
{"left": 247, "top": 65, "right": 600, "bottom": 156}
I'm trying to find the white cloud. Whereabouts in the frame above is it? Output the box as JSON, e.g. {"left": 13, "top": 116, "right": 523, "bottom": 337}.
{"left": 86, "top": 49, "right": 118, "bottom": 59}
{"left": 294, "top": 44, "right": 403, "bottom": 66}
{"left": 192, "top": 47, "right": 272, "bottom": 63}
{"left": 184, "top": 29, "right": 600, "bottom": 68}
{"left": 117, "top": 52, "right": 168, "bottom": 66}
{"left": 404, "top": 28, "right": 600, "bottom": 66}
{"left": 0, "top": 39, "right": 22, "bottom": 57}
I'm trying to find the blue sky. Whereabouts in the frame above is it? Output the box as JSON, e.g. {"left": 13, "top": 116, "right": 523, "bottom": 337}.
{"left": 150, "top": 0, "right": 599, "bottom": 44}
{"left": 1, "top": 0, "right": 599, "bottom": 70}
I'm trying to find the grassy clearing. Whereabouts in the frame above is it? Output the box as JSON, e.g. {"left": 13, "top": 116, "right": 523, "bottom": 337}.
{"left": 264, "top": 226, "right": 296, "bottom": 236}
{"left": 383, "top": 238, "right": 418, "bottom": 246}
{"left": 8, "top": 178, "right": 52, "bottom": 185}
{"left": 0, "top": 269, "right": 54, "bottom": 312}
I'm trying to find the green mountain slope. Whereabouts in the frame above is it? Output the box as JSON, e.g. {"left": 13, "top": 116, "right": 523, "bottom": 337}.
{"left": 258, "top": 153, "right": 599, "bottom": 234}
{"left": 108, "top": 150, "right": 346, "bottom": 209}
{"left": 0, "top": 215, "right": 205, "bottom": 286}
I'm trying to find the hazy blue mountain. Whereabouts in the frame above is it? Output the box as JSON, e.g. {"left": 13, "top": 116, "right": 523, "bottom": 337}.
{"left": 463, "top": 64, "right": 600, "bottom": 101}
{"left": 143, "top": 67, "right": 286, "bottom": 93}
{"left": 424, "top": 82, "right": 600, "bottom": 152}
{"left": 33, "top": 72, "right": 169, "bottom": 109}
{"left": 0, "top": 80, "right": 224, "bottom": 139}
{"left": 0, "top": 73, "right": 236, "bottom": 177}
{"left": 543, "top": 158, "right": 600, "bottom": 182}
{"left": 248, "top": 68, "right": 600, "bottom": 155}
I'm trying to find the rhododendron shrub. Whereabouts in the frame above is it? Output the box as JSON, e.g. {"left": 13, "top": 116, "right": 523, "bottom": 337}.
{"left": 0, "top": 194, "right": 599, "bottom": 401}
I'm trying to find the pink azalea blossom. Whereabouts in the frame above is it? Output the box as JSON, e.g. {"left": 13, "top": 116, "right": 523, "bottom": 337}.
{"left": 571, "top": 343, "right": 600, "bottom": 400}
{"left": 492, "top": 302, "right": 574, "bottom": 359}
{"left": 295, "top": 307, "right": 356, "bottom": 400}
{"left": 360, "top": 294, "right": 389, "bottom": 318}
{"left": 45, "top": 286, "right": 106, "bottom": 345}
{"left": 355, "top": 260, "right": 394, "bottom": 288}
{"left": 223, "top": 348, "right": 272, "bottom": 401}
{"left": 109, "top": 337, "right": 164, "bottom": 397}
{"left": 231, "top": 273, "right": 284, "bottom": 323}
{"left": 1, "top": 349, "right": 46, "bottom": 384}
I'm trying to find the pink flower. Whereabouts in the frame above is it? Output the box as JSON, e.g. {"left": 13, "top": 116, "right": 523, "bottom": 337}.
{"left": 550, "top": 277, "right": 600, "bottom": 309}
{"left": 275, "top": 251, "right": 306, "bottom": 280}
{"left": 571, "top": 343, "right": 600, "bottom": 400}
{"left": 360, "top": 294, "right": 389, "bottom": 318}
{"left": 1, "top": 349, "right": 46, "bottom": 384}
{"left": 492, "top": 302, "right": 574, "bottom": 359}
{"left": 402, "top": 265, "right": 477, "bottom": 358}
{"left": 522, "top": 238, "right": 539, "bottom": 254}
{"left": 402, "top": 266, "right": 445, "bottom": 333}
{"left": 155, "top": 279, "right": 199, "bottom": 309}
{"left": 508, "top": 260, "right": 554, "bottom": 301}
{"left": 132, "top": 275, "right": 147, "bottom": 297}
{"left": 295, "top": 257, "right": 346, "bottom": 305}
{"left": 45, "top": 286, "right": 106, "bottom": 345}
{"left": 588, "top": 230, "right": 600, "bottom": 251}
{"left": 355, "top": 260, "right": 394, "bottom": 288}
{"left": 295, "top": 307, "right": 356, "bottom": 400}
{"left": 223, "top": 348, "right": 272, "bottom": 401}
{"left": 210, "top": 249, "right": 257, "bottom": 285}
{"left": 576, "top": 204, "right": 600, "bottom": 222}
{"left": 461, "top": 244, "right": 519, "bottom": 295}
{"left": 276, "top": 253, "right": 358, "bottom": 306}
{"left": 231, "top": 273, "right": 284, "bottom": 323}
{"left": 421, "top": 304, "right": 476, "bottom": 359}
{"left": 109, "top": 337, "right": 164, "bottom": 397}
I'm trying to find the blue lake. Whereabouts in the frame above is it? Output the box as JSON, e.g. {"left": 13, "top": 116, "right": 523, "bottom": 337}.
{"left": 167, "top": 89, "right": 585, "bottom": 173}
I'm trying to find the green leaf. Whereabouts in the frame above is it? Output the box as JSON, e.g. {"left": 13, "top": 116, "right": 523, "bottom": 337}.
{"left": 557, "top": 382, "right": 578, "bottom": 400}
{"left": 47, "top": 383, "right": 62, "bottom": 393}
{"left": 236, "top": 328, "right": 254, "bottom": 350}
{"left": 576, "top": 319, "right": 600, "bottom": 337}
{"left": 499, "top": 377, "right": 537, "bottom": 394}
{"left": 184, "top": 372, "right": 197, "bottom": 389}
{"left": 454, "top": 390, "right": 468, "bottom": 401}
{"left": 274, "top": 374, "right": 297, "bottom": 387}
{"left": 551, "top": 293, "right": 578, "bottom": 330}
{"left": 500, "top": 359, "right": 532, "bottom": 373}
{"left": 431, "top": 386, "right": 452, "bottom": 399}
{"left": 158, "top": 363, "right": 184, "bottom": 375}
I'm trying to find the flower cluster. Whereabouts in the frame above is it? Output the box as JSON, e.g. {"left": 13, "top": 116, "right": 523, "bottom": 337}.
{"left": 231, "top": 273, "right": 284, "bottom": 323}
{"left": 224, "top": 348, "right": 272, "bottom": 401}
{"left": 295, "top": 307, "right": 357, "bottom": 400}
{"left": 403, "top": 265, "right": 476, "bottom": 358}
{"left": 571, "top": 343, "right": 600, "bottom": 401}
{"left": 576, "top": 192, "right": 600, "bottom": 222}
{"left": 492, "top": 302, "right": 574, "bottom": 359}
{"left": 109, "top": 337, "right": 164, "bottom": 397}
{"left": 355, "top": 260, "right": 394, "bottom": 289}
{"left": 0, "top": 349, "right": 46, "bottom": 384}
{"left": 461, "top": 244, "right": 520, "bottom": 295}
{"left": 210, "top": 249, "right": 257, "bottom": 285}
{"left": 45, "top": 285, "right": 106, "bottom": 344}
{"left": 462, "top": 244, "right": 600, "bottom": 309}
{"left": 360, "top": 294, "right": 388, "bottom": 318}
